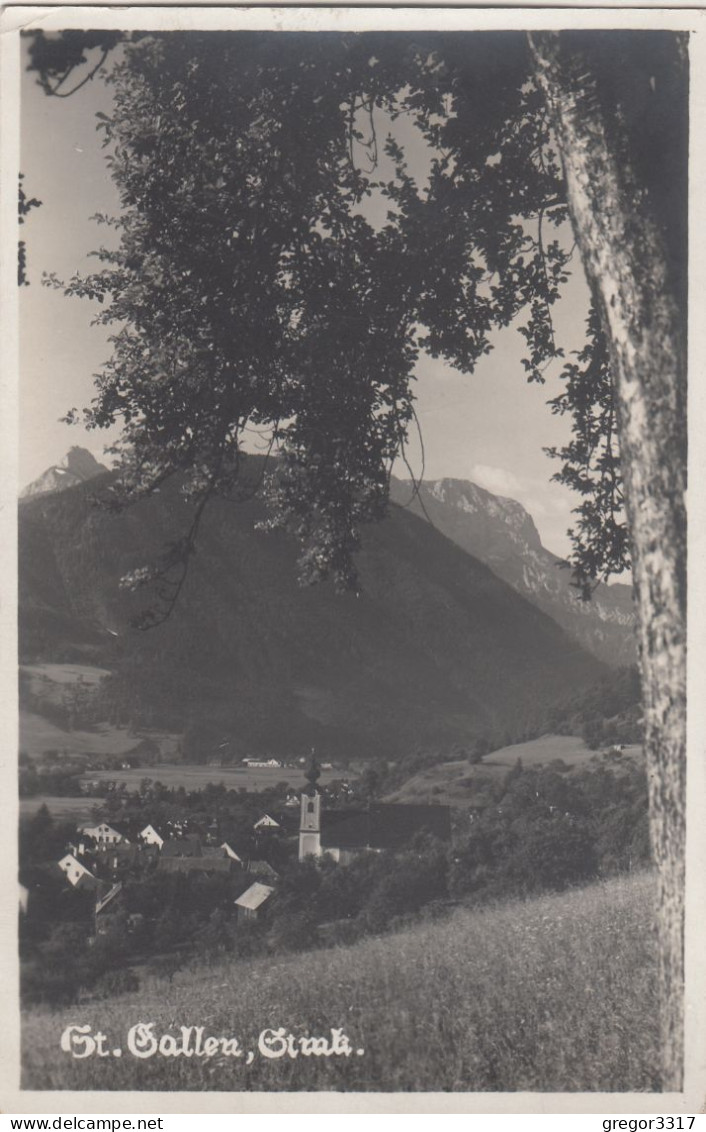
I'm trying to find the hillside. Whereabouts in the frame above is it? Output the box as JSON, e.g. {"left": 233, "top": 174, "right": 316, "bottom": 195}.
{"left": 387, "top": 734, "right": 644, "bottom": 807}
{"left": 21, "top": 871, "right": 659, "bottom": 1092}
{"left": 18, "top": 460, "right": 606, "bottom": 761}
{"left": 391, "top": 477, "right": 636, "bottom": 666}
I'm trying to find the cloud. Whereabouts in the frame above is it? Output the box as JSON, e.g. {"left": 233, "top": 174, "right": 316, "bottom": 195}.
{"left": 469, "top": 464, "right": 526, "bottom": 500}
{"left": 470, "top": 464, "right": 574, "bottom": 514}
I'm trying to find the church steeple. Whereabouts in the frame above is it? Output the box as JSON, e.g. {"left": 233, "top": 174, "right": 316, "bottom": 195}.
{"left": 299, "top": 752, "right": 322, "bottom": 860}
{"left": 304, "top": 753, "right": 321, "bottom": 795}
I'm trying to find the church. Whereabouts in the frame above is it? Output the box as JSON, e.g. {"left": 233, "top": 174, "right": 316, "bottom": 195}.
{"left": 299, "top": 761, "right": 451, "bottom": 864}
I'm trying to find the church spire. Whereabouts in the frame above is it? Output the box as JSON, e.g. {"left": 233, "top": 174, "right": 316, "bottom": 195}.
{"left": 304, "top": 751, "right": 321, "bottom": 796}
{"left": 299, "top": 752, "right": 322, "bottom": 861}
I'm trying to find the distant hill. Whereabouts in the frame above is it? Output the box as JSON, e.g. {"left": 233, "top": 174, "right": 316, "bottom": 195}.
{"left": 390, "top": 477, "right": 636, "bottom": 666}
{"left": 20, "top": 446, "right": 108, "bottom": 500}
{"left": 18, "top": 459, "right": 606, "bottom": 761}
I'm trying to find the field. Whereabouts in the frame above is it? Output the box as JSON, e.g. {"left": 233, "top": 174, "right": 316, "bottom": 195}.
{"left": 389, "top": 734, "right": 643, "bottom": 806}
{"left": 22, "top": 871, "right": 660, "bottom": 1092}
{"left": 21, "top": 663, "right": 111, "bottom": 689}
{"left": 78, "top": 762, "right": 345, "bottom": 792}
{"left": 19, "top": 710, "right": 178, "bottom": 762}
{"left": 20, "top": 761, "right": 346, "bottom": 822}
{"left": 19, "top": 795, "right": 97, "bottom": 822}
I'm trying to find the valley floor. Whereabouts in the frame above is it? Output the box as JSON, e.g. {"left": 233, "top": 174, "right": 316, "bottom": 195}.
{"left": 21, "top": 871, "right": 660, "bottom": 1093}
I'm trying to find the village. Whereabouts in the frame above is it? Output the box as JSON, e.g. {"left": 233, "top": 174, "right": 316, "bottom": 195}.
{"left": 19, "top": 735, "right": 651, "bottom": 1015}
{"left": 18, "top": 754, "right": 464, "bottom": 1005}
{"left": 21, "top": 760, "right": 447, "bottom": 926}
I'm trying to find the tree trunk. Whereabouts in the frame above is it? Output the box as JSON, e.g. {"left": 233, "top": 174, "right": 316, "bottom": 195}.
{"left": 529, "top": 31, "right": 687, "bottom": 1091}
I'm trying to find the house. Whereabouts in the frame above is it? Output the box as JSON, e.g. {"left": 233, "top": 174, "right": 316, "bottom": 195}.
{"left": 21, "top": 862, "right": 97, "bottom": 923}
{"left": 91, "top": 841, "right": 151, "bottom": 876}
{"left": 57, "top": 853, "right": 99, "bottom": 889}
{"left": 200, "top": 843, "right": 244, "bottom": 866}
{"left": 139, "top": 823, "right": 164, "bottom": 850}
{"left": 246, "top": 858, "right": 280, "bottom": 881}
{"left": 318, "top": 804, "right": 451, "bottom": 863}
{"left": 78, "top": 822, "right": 126, "bottom": 846}
{"left": 234, "top": 882, "right": 274, "bottom": 921}
{"left": 158, "top": 855, "right": 235, "bottom": 876}
{"left": 298, "top": 763, "right": 451, "bottom": 864}
{"left": 253, "top": 814, "right": 280, "bottom": 831}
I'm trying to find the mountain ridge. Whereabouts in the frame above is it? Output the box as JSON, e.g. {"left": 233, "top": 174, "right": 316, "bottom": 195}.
{"left": 18, "top": 459, "right": 606, "bottom": 761}
{"left": 390, "top": 476, "right": 635, "bottom": 666}
{"left": 19, "top": 448, "right": 635, "bottom": 667}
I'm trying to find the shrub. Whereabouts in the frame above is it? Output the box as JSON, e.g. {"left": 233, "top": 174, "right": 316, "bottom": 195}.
{"left": 505, "top": 814, "right": 598, "bottom": 892}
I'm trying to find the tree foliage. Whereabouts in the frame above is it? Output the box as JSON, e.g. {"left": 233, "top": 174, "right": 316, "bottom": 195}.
{"left": 29, "top": 29, "right": 686, "bottom": 613}
{"left": 26, "top": 29, "right": 123, "bottom": 98}
{"left": 18, "top": 172, "right": 41, "bottom": 286}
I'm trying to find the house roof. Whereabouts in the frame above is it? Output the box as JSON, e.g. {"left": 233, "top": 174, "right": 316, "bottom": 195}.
{"left": 95, "top": 881, "right": 123, "bottom": 915}
{"left": 58, "top": 852, "right": 94, "bottom": 877}
{"left": 93, "top": 841, "right": 141, "bottom": 861}
{"left": 201, "top": 844, "right": 241, "bottom": 860}
{"left": 158, "top": 856, "right": 233, "bottom": 874}
{"left": 139, "top": 823, "right": 164, "bottom": 838}
{"left": 161, "top": 835, "right": 202, "bottom": 858}
{"left": 56, "top": 857, "right": 100, "bottom": 890}
{"left": 246, "top": 859, "right": 280, "bottom": 879}
{"left": 253, "top": 814, "right": 280, "bottom": 829}
{"left": 321, "top": 803, "right": 451, "bottom": 851}
{"left": 234, "top": 882, "right": 274, "bottom": 912}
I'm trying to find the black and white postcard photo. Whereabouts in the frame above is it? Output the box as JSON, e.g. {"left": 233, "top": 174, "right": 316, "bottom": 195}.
{"left": 1, "top": 4, "right": 704, "bottom": 1114}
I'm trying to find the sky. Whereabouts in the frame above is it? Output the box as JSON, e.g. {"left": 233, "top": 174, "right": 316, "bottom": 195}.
{"left": 19, "top": 34, "right": 593, "bottom": 560}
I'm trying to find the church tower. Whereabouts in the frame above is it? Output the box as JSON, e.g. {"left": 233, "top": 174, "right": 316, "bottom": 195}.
{"left": 299, "top": 755, "right": 322, "bottom": 861}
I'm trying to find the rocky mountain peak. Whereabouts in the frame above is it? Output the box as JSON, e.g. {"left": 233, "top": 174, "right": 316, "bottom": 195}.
{"left": 20, "top": 447, "right": 108, "bottom": 500}
{"left": 425, "top": 478, "right": 544, "bottom": 552}
{"left": 63, "top": 446, "right": 106, "bottom": 480}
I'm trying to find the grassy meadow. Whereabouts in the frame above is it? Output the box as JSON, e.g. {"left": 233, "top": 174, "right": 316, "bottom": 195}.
{"left": 19, "top": 795, "right": 97, "bottom": 822}
{"left": 22, "top": 871, "right": 660, "bottom": 1093}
